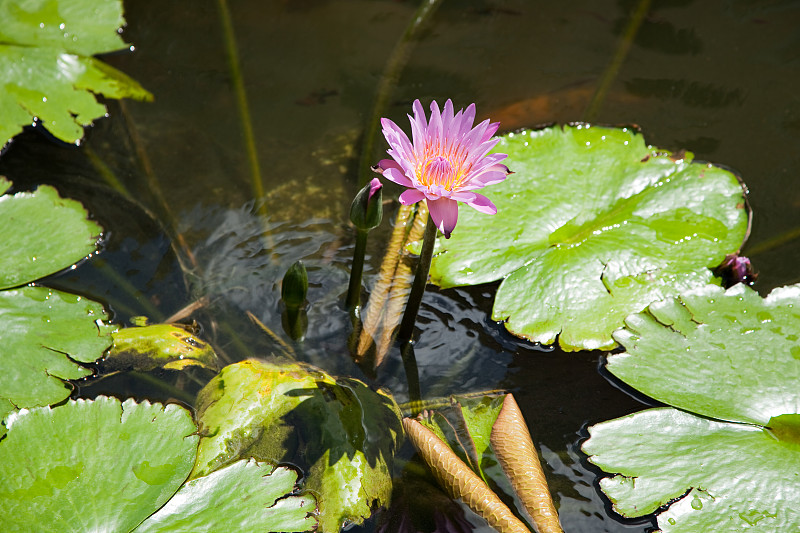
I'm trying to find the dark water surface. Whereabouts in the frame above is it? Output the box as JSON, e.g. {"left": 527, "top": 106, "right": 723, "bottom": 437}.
{"left": 2, "top": 1, "right": 800, "bottom": 531}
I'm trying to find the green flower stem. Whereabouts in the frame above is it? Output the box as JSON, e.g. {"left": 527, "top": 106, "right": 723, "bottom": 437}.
{"left": 346, "top": 229, "right": 370, "bottom": 312}
{"left": 396, "top": 214, "right": 437, "bottom": 345}
{"left": 400, "top": 342, "right": 421, "bottom": 403}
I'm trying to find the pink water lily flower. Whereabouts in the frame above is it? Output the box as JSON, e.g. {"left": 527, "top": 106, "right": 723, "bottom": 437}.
{"left": 373, "top": 99, "right": 511, "bottom": 238}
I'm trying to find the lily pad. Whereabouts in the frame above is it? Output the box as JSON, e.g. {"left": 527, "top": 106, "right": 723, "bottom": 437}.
{"left": 582, "top": 283, "right": 800, "bottom": 531}
{"left": 583, "top": 408, "right": 800, "bottom": 532}
{"left": 428, "top": 125, "right": 749, "bottom": 351}
{"left": 610, "top": 283, "right": 800, "bottom": 425}
{"left": 0, "top": 286, "right": 114, "bottom": 409}
{"left": 104, "top": 323, "right": 219, "bottom": 372}
{"left": 0, "top": 0, "right": 152, "bottom": 146}
{"left": 192, "top": 360, "right": 403, "bottom": 532}
{"left": 134, "top": 460, "right": 317, "bottom": 533}
{"left": 0, "top": 396, "right": 198, "bottom": 532}
{"left": 0, "top": 177, "right": 103, "bottom": 289}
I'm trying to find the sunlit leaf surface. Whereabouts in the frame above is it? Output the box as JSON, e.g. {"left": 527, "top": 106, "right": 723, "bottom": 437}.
{"left": 192, "top": 360, "right": 403, "bottom": 532}
{"left": 0, "top": 286, "right": 113, "bottom": 409}
{"left": 428, "top": 125, "right": 749, "bottom": 351}
{"left": 105, "top": 323, "right": 218, "bottom": 372}
{"left": 0, "top": 177, "right": 102, "bottom": 290}
{"left": 583, "top": 283, "right": 800, "bottom": 531}
{"left": 134, "top": 460, "right": 316, "bottom": 533}
{"left": 0, "top": 397, "right": 197, "bottom": 532}
{"left": 0, "top": 0, "right": 151, "bottom": 146}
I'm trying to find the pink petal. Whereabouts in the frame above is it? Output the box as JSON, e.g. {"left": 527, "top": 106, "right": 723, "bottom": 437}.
{"left": 427, "top": 197, "right": 459, "bottom": 238}
{"left": 428, "top": 100, "right": 443, "bottom": 145}
{"left": 458, "top": 103, "right": 477, "bottom": 137}
{"left": 399, "top": 188, "right": 426, "bottom": 205}
{"left": 412, "top": 99, "right": 428, "bottom": 131}
{"left": 463, "top": 192, "right": 497, "bottom": 214}
{"left": 382, "top": 166, "right": 414, "bottom": 187}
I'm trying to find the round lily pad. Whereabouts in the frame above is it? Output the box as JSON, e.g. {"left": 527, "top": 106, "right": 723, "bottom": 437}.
{"left": 583, "top": 407, "right": 800, "bottom": 532}
{"left": 134, "top": 460, "right": 316, "bottom": 533}
{"left": 0, "top": 397, "right": 198, "bottom": 532}
{"left": 0, "top": 286, "right": 114, "bottom": 409}
{"left": 0, "top": 177, "right": 103, "bottom": 290}
{"left": 192, "top": 360, "right": 403, "bottom": 532}
{"left": 0, "top": 0, "right": 151, "bottom": 146}
{"left": 583, "top": 283, "right": 800, "bottom": 531}
{"left": 610, "top": 283, "right": 800, "bottom": 425}
{"left": 428, "top": 125, "right": 749, "bottom": 351}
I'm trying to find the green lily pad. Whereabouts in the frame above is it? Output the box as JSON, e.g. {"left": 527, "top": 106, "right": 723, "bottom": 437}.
{"left": 105, "top": 323, "right": 219, "bottom": 372}
{"left": 0, "top": 286, "right": 114, "bottom": 409}
{"left": 0, "top": 396, "right": 198, "bottom": 532}
{"left": 0, "top": 0, "right": 152, "bottom": 146}
{"left": 134, "top": 460, "right": 317, "bottom": 533}
{"left": 0, "top": 177, "right": 103, "bottom": 290}
{"left": 192, "top": 360, "right": 403, "bottom": 532}
{"left": 428, "top": 125, "right": 749, "bottom": 351}
{"left": 610, "top": 283, "right": 800, "bottom": 425}
{"left": 582, "top": 283, "right": 800, "bottom": 531}
{"left": 583, "top": 408, "right": 799, "bottom": 532}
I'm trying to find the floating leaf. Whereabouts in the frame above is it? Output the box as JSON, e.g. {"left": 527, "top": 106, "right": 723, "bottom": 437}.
{"left": 582, "top": 283, "right": 800, "bottom": 531}
{"left": 609, "top": 283, "right": 800, "bottom": 425}
{"left": 104, "top": 323, "right": 218, "bottom": 372}
{"left": 0, "top": 0, "right": 152, "bottom": 146}
{"left": 0, "top": 286, "right": 114, "bottom": 409}
{"left": 0, "top": 397, "right": 197, "bottom": 532}
{"left": 428, "top": 125, "right": 749, "bottom": 351}
{"left": 583, "top": 408, "right": 798, "bottom": 532}
{"left": 192, "top": 360, "right": 402, "bottom": 532}
{"left": 134, "top": 460, "right": 317, "bottom": 533}
{"left": 403, "top": 417, "right": 529, "bottom": 533}
{"left": 0, "top": 177, "right": 102, "bottom": 289}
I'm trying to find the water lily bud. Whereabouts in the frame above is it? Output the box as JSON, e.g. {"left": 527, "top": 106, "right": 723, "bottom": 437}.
{"left": 350, "top": 177, "right": 383, "bottom": 231}
{"left": 281, "top": 260, "right": 308, "bottom": 308}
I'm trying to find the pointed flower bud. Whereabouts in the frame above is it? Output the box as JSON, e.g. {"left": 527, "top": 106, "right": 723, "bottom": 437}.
{"left": 350, "top": 177, "right": 383, "bottom": 231}
{"left": 281, "top": 260, "right": 308, "bottom": 309}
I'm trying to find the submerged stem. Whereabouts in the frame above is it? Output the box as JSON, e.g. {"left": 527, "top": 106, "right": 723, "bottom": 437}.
{"left": 357, "top": 0, "right": 444, "bottom": 186}
{"left": 396, "top": 214, "right": 437, "bottom": 345}
{"left": 584, "top": 0, "right": 651, "bottom": 122}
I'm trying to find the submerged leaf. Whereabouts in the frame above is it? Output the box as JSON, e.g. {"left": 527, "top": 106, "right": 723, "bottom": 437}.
{"left": 403, "top": 417, "right": 530, "bottom": 533}
{"left": 134, "top": 460, "right": 316, "bottom": 533}
{"left": 0, "top": 397, "right": 197, "bottom": 532}
{"left": 105, "top": 323, "right": 218, "bottom": 372}
{"left": 192, "top": 360, "right": 403, "bottom": 532}
{"left": 491, "top": 395, "right": 562, "bottom": 533}
{"left": 0, "top": 286, "right": 114, "bottom": 409}
{"left": 0, "top": 0, "right": 152, "bottom": 146}
{"left": 428, "top": 125, "right": 749, "bottom": 351}
{"left": 0, "top": 177, "right": 102, "bottom": 290}
{"left": 583, "top": 283, "right": 800, "bottom": 531}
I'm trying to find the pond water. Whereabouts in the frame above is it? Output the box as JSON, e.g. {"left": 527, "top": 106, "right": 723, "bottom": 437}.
{"left": 2, "top": 0, "right": 800, "bottom": 531}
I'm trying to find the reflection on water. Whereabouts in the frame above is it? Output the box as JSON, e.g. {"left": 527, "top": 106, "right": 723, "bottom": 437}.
{"left": 1, "top": 0, "right": 799, "bottom": 530}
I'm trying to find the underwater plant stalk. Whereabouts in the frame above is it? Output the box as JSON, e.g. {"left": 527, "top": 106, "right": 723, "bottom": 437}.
{"left": 216, "top": 0, "right": 263, "bottom": 202}
{"left": 584, "top": 0, "right": 651, "bottom": 122}
{"left": 357, "top": 0, "right": 444, "bottom": 186}
{"left": 396, "top": 214, "right": 437, "bottom": 345}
